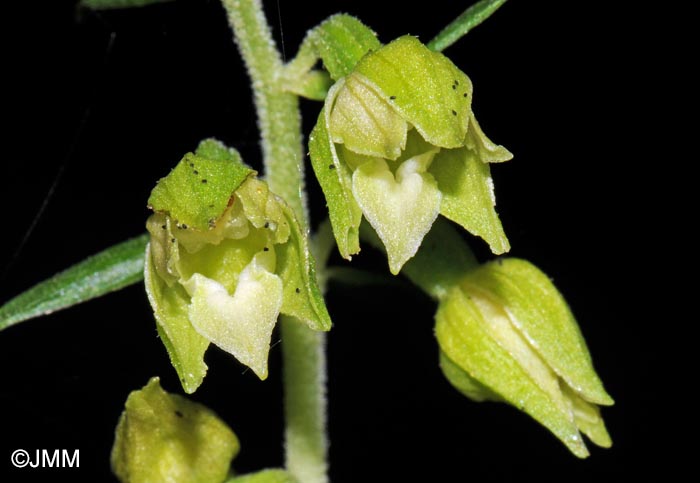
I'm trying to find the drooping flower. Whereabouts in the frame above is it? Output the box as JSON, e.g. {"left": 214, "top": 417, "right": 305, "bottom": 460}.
{"left": 145, "top": 139, "right": 330, "bottom": 393}
{"left": 310, "top": 35, "right": 512, "bottom": 274}
{"left": 435, "top": 258, "right": 613, "bottom": 457}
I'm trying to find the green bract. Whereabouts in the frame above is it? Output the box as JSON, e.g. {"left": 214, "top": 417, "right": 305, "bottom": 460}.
{"left": 310, "top": 35, "right": 512, "bottom": 274}
{"left": 111, "top": 377, "right": 239, "bottom": 483}
{"left": 435, "top": 258, "right": 613, "bottom": 457}
{"left": 146, "top": 139, "right": 331, "bottom": 393}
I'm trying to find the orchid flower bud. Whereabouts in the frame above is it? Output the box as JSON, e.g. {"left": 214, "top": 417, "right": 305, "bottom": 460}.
{"left": 435, "top": 258, "right": 613, "bottom": 457}
{"left": 111, "top": 377, "right": 239, "bottom": 483}
{"left": 145, "top": 139, "right": 330, "bottom": 393}
{"left": 310, "top": 35, "right": 512, "bottom": 274}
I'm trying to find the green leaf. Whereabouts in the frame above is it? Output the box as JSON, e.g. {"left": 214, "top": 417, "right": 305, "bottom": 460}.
{"left": 308, "top": 105, "right": 362, "bottom": 260}
{"left": 81, "top": 0, "right": 173, "bottom": 9}
{"left": 354, "top": 36, "right": 472, "bottom": 149}
{"left": 289, "top": 14, "right": 381, "bottom": 82}
{"left": 427, "top": 0, "right": 509, "bottom": 52}
{"left": 144, "top": 234, "right": 209, "bottom": 394}
{"left": 0, "top": 234, "right": 148, "bottom": 331}
{"left": 111, "top": 377, "right": 239, "bottom": 483}
{"left": 277, "top": 203, "right": 332, "bottom": 332}
{"left": 431, "top": 145, "right": 510, "bottom": 255}
{"left": 226, "top": 469, "right": 298, "bottom": 483}
{"left": 468, "top": 259, "right": 613, "bottom": 405}
{"left": 148, "top": 144, "right": 253, "bottom": 232}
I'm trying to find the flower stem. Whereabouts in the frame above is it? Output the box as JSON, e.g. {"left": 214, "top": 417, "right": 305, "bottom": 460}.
{"left": 222, "top": 0, "right": 308, "bottom": 223}
{"left": 221, "top": 1, "right": 327, "bottom": 482}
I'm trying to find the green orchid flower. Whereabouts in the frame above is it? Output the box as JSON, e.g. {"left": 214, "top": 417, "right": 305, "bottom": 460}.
{"left": 435, "top": 258, "right": 613, "bottom": 458}
{"left": 145, "top": 139, "right": 330, "bottom": 393}
{"left": 309, "top": 34, "right": 512, "bottom": 274}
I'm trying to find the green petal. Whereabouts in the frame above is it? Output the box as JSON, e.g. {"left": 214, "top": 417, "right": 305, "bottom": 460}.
{"left": 329, "top": 74, "right": 408, "bottom": 160}
{"left": 308, "top": 103, "right": 362, "bottom": 260}
{"left": 468, "top": 259, "right": 613, "bottom": 406}
{"left": 148, "top": 144, "right": 253, "bottom": 232}
{"left": 184, "top": 252, "right": 283, "bottom": 380}
{"left": 352, "top": 154, "right": 442, "bottom": 274}
{"left": 431, "top": 146, "right": 510, "bottom": 254}
{"left": 465, "top": 112, "right": 513, "bottom": 163}
{"left": 561, "top": 383, "right": 612, "bottom": 448}
{"left": 235, "top": 178, "right": 291, "bottom": 244}
{"left": 144, "top": 244, "right": 208, "bottom": 394}
{"left": 111, "top": 377, "right": 239, "bottom": 483}
{"left": 436, "top": 286, "right": 589, "bottom": 458}
{"left": 354, "top": 36, "right": 472, "bottom": 149}
{"left": 276, "top": 203, "right": 332, "bottom": 332}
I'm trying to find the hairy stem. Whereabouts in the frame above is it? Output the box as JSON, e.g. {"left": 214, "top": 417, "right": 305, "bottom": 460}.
{"left": 221, "top": 1, "right": 327, "bottom": 482}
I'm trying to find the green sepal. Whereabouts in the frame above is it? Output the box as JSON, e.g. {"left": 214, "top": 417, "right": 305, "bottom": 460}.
{"left": 439, "top": 350, "right": 501, "bottom": 402}
{"left": 148, "top": 143, "right": 253, "bottom": 232}
{"left": 308, "top": 104, "right": 362, "bottom": 260}
{"left": 294, "top": 14, "right": 381, "bottom": 81}
{"left": 111, "top": 377, "right": 239, "bottom": 483}
{"left": 195, "top": 137, "right": 244, "bottom": 163}
{"left": 435, "top": 285, "right": 589, "bottom": 457}
{"left": 226, "top": 469, "right": 299, "bottom": 483}
{"left": 354, "top": 36, "right": 472, "bottom": 149}
{"left": 276, "top": 203, "right": 332, "bottom": 332}
{"left": 467, "top": 259, "right": 613, "bottom": 405}
{"left": 465, "top": 113, "right": 513, "bottom": 163}
{"left": 144, "top": 236, "right": 208, "bottom": 394}
{"left": 431, "top": 145, "right": 510, "bottom": 255}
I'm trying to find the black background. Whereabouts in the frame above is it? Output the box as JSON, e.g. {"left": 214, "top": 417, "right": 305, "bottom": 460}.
{"left": 1, "top": 1, "right": 643, "bottom": 481}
